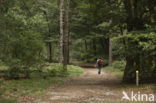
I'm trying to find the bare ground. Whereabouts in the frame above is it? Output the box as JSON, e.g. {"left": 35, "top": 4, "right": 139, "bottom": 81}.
{"left": 31, "top": 67, "right": 156, "bottom": 103}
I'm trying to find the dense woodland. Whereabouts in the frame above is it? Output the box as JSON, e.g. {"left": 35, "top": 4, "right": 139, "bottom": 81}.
{"left": 0, "top": 0, "right": 156, "bottom": 83}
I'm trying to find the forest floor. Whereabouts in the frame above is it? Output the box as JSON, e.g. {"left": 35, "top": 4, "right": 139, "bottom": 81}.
{"left": 30, "top": 64, "right": 156, "bottom": 103}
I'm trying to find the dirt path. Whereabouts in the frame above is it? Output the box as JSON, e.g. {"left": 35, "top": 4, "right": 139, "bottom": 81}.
{"left": 29, "top": 66, "right": 156, "bottom": 103}
{"left": 15, "top": 64, "right": 156, "bottom": 103}
{"left": 24, "top": 65, "right": 155, "bottom": 103}
{"left": 37, "top": 68, "right": 125, "bottom": 103}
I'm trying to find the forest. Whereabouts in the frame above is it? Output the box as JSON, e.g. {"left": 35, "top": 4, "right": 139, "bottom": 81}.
{"left": 0, "top": 0, "right": 156, "bottom": 103}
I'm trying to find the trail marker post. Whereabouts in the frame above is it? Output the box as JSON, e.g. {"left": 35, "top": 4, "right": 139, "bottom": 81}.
{"left": 136, "top": 70, "right": 139, "bottom": 86}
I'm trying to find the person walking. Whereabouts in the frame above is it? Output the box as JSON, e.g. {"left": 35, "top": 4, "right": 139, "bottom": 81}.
{"left": 97, "top": 58, "right": 103, "bottom": 74}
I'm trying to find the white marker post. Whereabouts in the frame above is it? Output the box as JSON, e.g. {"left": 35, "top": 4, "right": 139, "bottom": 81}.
{"left": 136, "top": 70, "right": 139, "bottom": 86}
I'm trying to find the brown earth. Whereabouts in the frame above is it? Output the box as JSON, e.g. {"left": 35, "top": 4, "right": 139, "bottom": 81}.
{"left": 32, "top": 67, "right": 155, "bottom": 103}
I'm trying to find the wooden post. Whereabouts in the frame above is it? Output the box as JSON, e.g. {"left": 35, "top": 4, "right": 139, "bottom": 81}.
{"left": 136, "top": 70, "right": 139, "bottom": 86}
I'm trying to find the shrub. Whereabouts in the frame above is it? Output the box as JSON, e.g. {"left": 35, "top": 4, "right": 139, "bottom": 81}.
{"left": 112, "top": 60, "right": 126, "bottom": 71}
{"left": 4, "top": 59, "right": 32, "bottom": 79}
{"left": 102, "top": 59, "right": 108, "bottom": 66}
{"left": 42, "top": 63, "right": 83, "bottom": 78}
{"left": 80, "top": 52, "right": 97, "bottom": 62}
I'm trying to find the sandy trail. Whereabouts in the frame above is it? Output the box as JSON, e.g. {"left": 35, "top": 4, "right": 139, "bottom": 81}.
{"left": 15, "top": 62, "right": 156, "bottom": 103}
{"left": 40, "top": 68, "right": 124, "bottom": 103}
{"left": 18, "top": 66, "right": 155, "bottom": 103}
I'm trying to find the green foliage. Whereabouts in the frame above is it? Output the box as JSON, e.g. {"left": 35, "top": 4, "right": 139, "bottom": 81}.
{"left": 0, "top": 97, "right": 17, "bottom": 103}
{"left": 113, "top": 32, "right": 156, "bottom": 81}
{"left": 0, "top": 0, "right": 48, "bottom": 79}
{"left": 0, "top": 64, "right": 83, "bottom": 96}
{"left": 102, "top": 59, "right": 109, "bottom": 66}
{"left": 70, "top": 0, "right": 156, "bottom": 82}
{"left": 80, "top": 52, "right": 96, "bottom": 62}
{"left": 112, "top": 60, "right": 126, "bottom": 71}
{"left": 0, "top": 77, "right": 62, "bottom": 96}
{"left": 2, "top": 30, "right": 45, "bottom": 79}
{"left": 67, "top": 65, "right": 83, "bottom": 77}
{"left": 0, "top": 0, "right": 155, "bottom": 83}
{"left": 80, "top": 51, "right": 109, "bottom": 64}
{"left": 0, "top": 81, "right": 16, "bottom": 102}
{"left": 103, "top": 66, "right": 123, "bottom": 79}
{"left": 0, "top": 84, "right": 5, "bottom": 96}
{"left": 42, "top": 63, "right": 83, "bottom": 77}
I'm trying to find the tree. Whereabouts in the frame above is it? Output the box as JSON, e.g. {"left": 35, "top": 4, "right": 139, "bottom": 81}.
{"left": 43, "top": 11, "right": 52, "bottom": 62}
{"left": 0, "top": 0, "right": 45, "bottom": 78}
{"left": 0, "top": 0, "right": 2, "bottom": 5}
{"left": 121, "top": 0, "right": 156, "bottom": 82}
{"left": 0, "top": 0, "right": 155, "bottom": 82}
{"left": 109, "top": 27, "right": 113, "bottom": 66}
{"left": 59, "top": 0, "right": 64, "bottom": 63}
{"left": 108, "top": 0, "right": 113, "bottom": 66}
{"left": 63, "top": 0, "right": 70, "bottom": 71}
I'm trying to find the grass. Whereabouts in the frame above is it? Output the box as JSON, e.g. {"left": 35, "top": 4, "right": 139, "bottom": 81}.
{"left": 0, "top": 97, "right": 17, "bottom": 103}
{"left": 0, "top": 76, "right": 62, "bottom": 103}
{"left": 0, "top": 63, "right": 83, "bottom": 102}
{"left": 67, "top": 65, "right": 83, "bottom": 77}
{"left": 0, "top": 65, "right": 8, "bottom": 70}
{"left": 103, "top": 66, "right": 123, "bottom": 79}
{"left": 0, "top": 77, "right": 63, "bottom": 95}
{"left": 153, "top": 86, "right": 156, "bottom": 91}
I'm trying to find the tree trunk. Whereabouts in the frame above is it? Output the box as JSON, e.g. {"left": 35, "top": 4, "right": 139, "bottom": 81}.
{"left": 99, "top": 38, "right": 105, "bottom": 50}
{"left": 59, "top": 0, "right": 64, "bottom": 63}
{"left": 63, "top": 0, "right": 70, "bottom": 71}
{"left": 48, "top": 43, "right": 52, "bottom": 62}
{"left": 109, "top": 33, "right": 112, "bottom": 66}
{"left": 123, "top": 0, "right": 133, "bottom": 31}
{"left": 84, "top": 40, "right": 88, "bottom": 51}
{"left": 66, "top": 1, "right": 70, "bottom": 64}
{"left": 104, "top": 39, "right": 109, "bottom": 55}
{"left": 67, "top": 41, "right": 69, "bottom": 63}
{"left": 119, "top": 24, "right": 127, "bottom": 57}
{"left": 43, "top": 11, "right": 52, "bottom": 62}
{"left": 109, "top": 19, "right": 113, "bottom": 66}
{"left": 107, "top": 0, "right": 113, "bottom": 66}
{"left": 92, "top": 39, "right": 97, "bottom": 55}
{"left": 0, "top": 0, "right": 2, "bottom": 5}
{"left": 122, "top": 0, "right": 134, "bottom": 83}
{"left": 133, "top": 0, "right": 138, "bottom": 18}
{"left": 123, "top": 56, "right": 134, "bottom": 82}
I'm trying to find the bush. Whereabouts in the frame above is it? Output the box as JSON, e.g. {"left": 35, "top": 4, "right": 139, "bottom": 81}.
{"left": 80, "top": 53, "right": 96, "bottom": 62}
{"left": 103, "top": 66, "right": 123, "bottom": 79}
{"left": 0, "top": 30, "right": 45, "bottom": 79}
{"left": 67, "top": 65, "right": 83, "bottom": 77}
{"left": 102, "top": 59, "right": 108, "bottom": 66}
{"left": 5, "top": 67, "right": 31, "bottom": 79}
{"left": 42, "top": 63, "right": 83, "bottom": 78}
{"left": 4, "top": 59, "right": 32, "bottom": 79}
{"left": 112, "top": 60, "right": 126, "bottom": 71}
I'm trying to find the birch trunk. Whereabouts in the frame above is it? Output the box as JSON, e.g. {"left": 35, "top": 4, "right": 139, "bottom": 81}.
{"left": 59, "top": 0, "right": 64, "bottom": 63}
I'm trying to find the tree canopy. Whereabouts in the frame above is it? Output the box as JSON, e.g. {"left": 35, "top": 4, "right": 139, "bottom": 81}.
{"left": 0, "top": 0, "right": 155, "bottom": 82}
